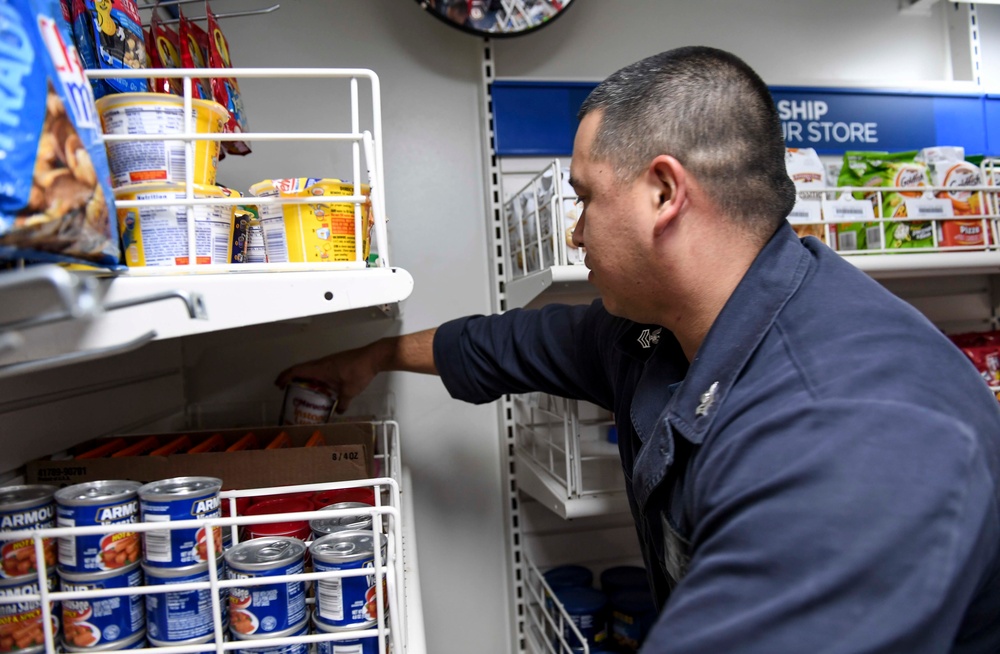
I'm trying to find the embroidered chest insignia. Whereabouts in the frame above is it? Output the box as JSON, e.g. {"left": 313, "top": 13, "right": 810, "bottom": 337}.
{"left": 695, "top": 381, "right": 720, "bottom": 417}
{"left": 638, "top": 328, "right": 662, "bottom": 349}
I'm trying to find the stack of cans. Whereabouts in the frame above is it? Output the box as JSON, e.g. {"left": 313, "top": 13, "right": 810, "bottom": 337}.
{"left": 0, "top": 485, "right": 59, "bottom": 654}
{"left": 55, "top": 480, "right": 146, "bottom": 652}
{"left": 138, "top": 476, "right": 227, "bottom": 648}
{"left": 224, "top": 537, "right": 309, "bottom": 654}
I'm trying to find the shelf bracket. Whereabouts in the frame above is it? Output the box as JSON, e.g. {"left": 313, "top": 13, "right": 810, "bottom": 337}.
{"left": 103, "top": 290, "right": 208, "bottom": 321}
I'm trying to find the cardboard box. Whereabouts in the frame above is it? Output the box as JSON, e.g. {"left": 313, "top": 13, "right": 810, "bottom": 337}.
{"left": 25, "top": 423, "right": 374, "bottom": 490}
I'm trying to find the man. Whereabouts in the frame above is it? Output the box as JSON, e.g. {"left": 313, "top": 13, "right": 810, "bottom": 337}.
{"left": 277, "top": 47, "right": 1000, "bottom": 652}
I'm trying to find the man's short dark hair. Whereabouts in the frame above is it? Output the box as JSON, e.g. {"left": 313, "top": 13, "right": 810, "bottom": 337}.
{"left": 578, "top": 46, "right": 796, "bottom": 241}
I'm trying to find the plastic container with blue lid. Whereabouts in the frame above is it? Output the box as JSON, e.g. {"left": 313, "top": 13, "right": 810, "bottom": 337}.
{"left": 553, "top": 586, "right": 608, "bottom": 647}
{"left": 543, "top": 564, "right": 594, "bottom": 590}
{"left": 599, "top": 565, "right": 648, "bottom": 596}
{"left": 609, "top": 587, "right": 658, "bottom": 652}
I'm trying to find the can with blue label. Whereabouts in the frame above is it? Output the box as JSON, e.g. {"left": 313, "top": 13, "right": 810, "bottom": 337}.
{"left": 62, "top": 629, "right": 146, "bottom": 653}
{"left": 609, "top": 588, "right": 657, "bottom": 653}
{"left": 225, "top": 537, "right": 306, "bottom": 637}
{"left": 311, "top": 530, "right": 387, "bottom": 629}
{"left": 313, "top": 613, "right": 381, "bottom": 654}
{"left": 138, "top": 477, "right": 223, "bottom": 568}
{"left": 59, "top": 562, "right": 144, "bottom": 650}
{"left": 143, "top": 556, "right": 227, "bottom": 646}
{"left": 231, "top": 616, "right": 308, "bottom": 654}
{"left": 552, "top": 586, "right": 608, "bottom": 649}
{"left": 0, "top": 484, "right": 58, "bottom": 580}
{"left": 54, "top": 481, "right": 142, "bottom": 574}
{"left": 0, "top": 571, "right": 58, "bottom": 654}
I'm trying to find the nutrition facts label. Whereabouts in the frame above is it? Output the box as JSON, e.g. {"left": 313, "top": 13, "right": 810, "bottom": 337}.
{"left": 124, "top": 193, "right": 232, "bottom": 266}
{"left": 102, "top": 106, "right": 194, "bottom": 186}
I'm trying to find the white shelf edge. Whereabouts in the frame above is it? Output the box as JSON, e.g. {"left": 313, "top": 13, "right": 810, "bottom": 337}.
{"left": 506, "top": 265, "right": 590, "bottom": 309}
{"left": 402, "top": 466, "right": 427, "bottom": 654}
{"left": 0, "top": 267, "right": 414, "bottom": 369}
{"left": 515, "top": 450, "right": 629, "bottom": 520}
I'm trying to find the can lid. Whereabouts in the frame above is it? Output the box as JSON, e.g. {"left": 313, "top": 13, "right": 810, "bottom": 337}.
{"left": 58, "top": 560, "right": 141, "bottom": 584}
{"left": 553, "top": 586, "right": 608, "bottom": 614}
{"left": 543, "top": 564, "right": 593, "bottom": 590}
{"left": 224, "top": 537, "right": 306, "bottom": 570}
{"left": 310, "top": 530, "right": 386, "bottom": 563}
{"left": 138, "top": 477, "right": 223, "bottom": 500}
{"left": 0, "top": 484, "right": 57, "bottom": 511}
{"left": 54, "top": 480, "right": 141, "bottom": 506}
{"left": 309, "top": 502, "right": 373, "bottom": 534}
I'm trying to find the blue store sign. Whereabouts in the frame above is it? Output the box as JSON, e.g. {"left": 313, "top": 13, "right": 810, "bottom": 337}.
{"left": 492, "top": 81, "right": 998, "bottom": 157}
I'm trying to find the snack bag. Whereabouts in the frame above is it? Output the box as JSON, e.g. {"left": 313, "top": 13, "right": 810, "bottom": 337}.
{"left": 0, "top": 0, "right": 120, "bottom": 266}
{"left": 949, "top": 331, "right": 1000, "bottom": 385}
{"left": 207, "top": 1, "right": 251, "bottom": 155}
{"left": 836, "top": 151, "right": 932, "bottom": 251}
{"left": 785, "top": 148, "right": 825, "bottom": 241}
{"left": 919, "top": 146, "right": 988, "bottom": 247}
{"left": 179, "top": 10, "right": 211, "bottom": 100}
{"left": 146, "top": 10, "right": 175, "bottom": 95}
{"left": 78, "top": 0, "right": 148, "bottom": 94}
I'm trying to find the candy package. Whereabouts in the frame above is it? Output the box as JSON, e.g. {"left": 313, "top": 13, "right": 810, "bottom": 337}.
{"left": 207, "top": 1, "right": 251, "bottom": 155}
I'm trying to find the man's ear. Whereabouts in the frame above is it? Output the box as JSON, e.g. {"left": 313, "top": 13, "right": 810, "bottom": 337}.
{"left": 650, "top": 155, "right": 687, "bottom": 237}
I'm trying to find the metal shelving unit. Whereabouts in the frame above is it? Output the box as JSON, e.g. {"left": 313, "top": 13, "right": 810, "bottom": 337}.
{"left": 0, "top": 421, "right": 425, "bottom": 654}
{"left": 0, "top": 68, "right": 414, "bottom": 378}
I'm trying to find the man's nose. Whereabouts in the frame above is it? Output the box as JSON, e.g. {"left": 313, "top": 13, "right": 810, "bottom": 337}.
{"left": 571, "top": 217, "right": 585, "bottom": 248}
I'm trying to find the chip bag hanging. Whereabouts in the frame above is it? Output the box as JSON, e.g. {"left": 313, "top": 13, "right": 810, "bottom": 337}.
{"left": 1, "top": 0, "right": 120, "bottom": 266}
{"left": 147, "top": 8, "right": 182, "bottom": 95}
{"left": 207, "top": 1, "right": 251, "bottom": 156}
{"left": 179, "top": 10, "right": 212, "bottom": 100}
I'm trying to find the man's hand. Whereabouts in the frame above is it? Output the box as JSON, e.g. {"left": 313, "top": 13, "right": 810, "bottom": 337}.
{"left": 274, "top": 329, "right": 439, "bottom": 414}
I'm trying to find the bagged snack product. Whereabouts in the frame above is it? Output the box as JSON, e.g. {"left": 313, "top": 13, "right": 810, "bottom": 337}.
{"left": 0, "top": 0, "right": 120, "bottom": 266}
{"left": 179, "top": 10, "right": 212, "bottom": 100}
{"left": 785, "top": 148, "right": 825, "bottom": 241}
{"left": 949, "top": 331, "right": 1000, "bottom": 386}
{"left": 919, "top": 146, "right": 988, "bottom": 248}
{"left": 76, "top": 0, "right": 148, "bottom": 96}
{"left": 836, "top": 150, "right": 933, "bottom": 251}
{"left": 146, "top": 8, "right": 181, "bottom": 95}
{"left": 207, "top": 1, "right": 251, "bottom": 156}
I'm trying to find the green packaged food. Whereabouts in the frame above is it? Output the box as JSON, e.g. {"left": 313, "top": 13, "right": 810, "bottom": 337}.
{"left": 836, "top": 151, "right": 932, "bottom": 251}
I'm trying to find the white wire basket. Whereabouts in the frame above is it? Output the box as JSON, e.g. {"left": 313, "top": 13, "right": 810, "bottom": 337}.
{"left": 503, "top": 158, "right": 1000, "bottom": 283}
{"left": 0, "top": 421, "right": 407, "bottom": 654}
{"left": 522, "top": 556, "right": 593, "bottom": 654}
{"left": 512, "top": 393, "right": 624, "bottom": 517}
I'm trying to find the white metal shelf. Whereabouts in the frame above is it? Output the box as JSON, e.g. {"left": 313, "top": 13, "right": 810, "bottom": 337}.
{"left": 1, "top": 67, "right": 414, "bottom": 378}
{"left": 502, "top": 159, "right": 1000, "bottom": 308}
{"left": 0, "top": 420, "right": 425, "bottom": 654}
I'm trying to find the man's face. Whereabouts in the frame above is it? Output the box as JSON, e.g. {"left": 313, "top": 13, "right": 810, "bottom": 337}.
{"left": 569, "top": 111, "right": 652, "bottom": 321}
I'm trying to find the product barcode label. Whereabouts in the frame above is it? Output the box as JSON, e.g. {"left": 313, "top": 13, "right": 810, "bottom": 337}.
{"left": 260, "top": 218, "right": 288, "bottom": 263}
{"left": 317, "top": 578, "right": 344, "bottom": 622}
{"left": 143, "top": 515, "right": 172, "bottom": 563}
{"left": 837, "top": 230, "right": 858, "bottom": 251}
{"left": 865, "top": 226, "right": 884, "bottom": 250}
{"left": 57, "top": 517, "right": 76, "bottom": 565}
{"left": 787, "top": 198, "right": 822, "bottom": 224}
{"left": 903, "top": 198, "right": 954, "bottom": 219}
{"left": 823, "top": 198, "right": 876, "bottom": 223}
{"left": 167, "top": 144, "right": 186, "bottom": 180}
{"left": 213, "top": 234, "right": 229, "bottom": 263}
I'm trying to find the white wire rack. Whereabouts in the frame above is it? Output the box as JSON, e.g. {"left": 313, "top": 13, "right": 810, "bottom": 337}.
{"left": 0, "top": 420, "right": 409, "bottom": 654}
{"left": 86, "top": 67, "right": 390, "bottom": 272}
{"left": 512, "top": 393, "right": 625, "bottom": 520}
{"left": 503, "top": 159, "right": 1000, "bottom": 282}
{"left": 522, "top": 556, "right": 592, "bottom": 654}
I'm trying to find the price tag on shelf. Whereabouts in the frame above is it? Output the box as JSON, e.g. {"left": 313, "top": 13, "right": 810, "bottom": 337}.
{"left": 903, "top": 198, "right": 954, "bottom": 219}
{"left": 788, "top": 198, "right": 822, "bottom": 224}
{"left": 822, "top": 198, "right": 876, "bottom": 223}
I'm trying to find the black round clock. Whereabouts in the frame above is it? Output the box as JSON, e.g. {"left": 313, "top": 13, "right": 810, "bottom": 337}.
{"left": 415, "top": 0, "right": 575, "bottom": 38}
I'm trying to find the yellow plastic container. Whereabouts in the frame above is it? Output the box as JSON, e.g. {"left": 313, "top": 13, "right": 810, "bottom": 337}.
{"left": 96, "top": 93, "right": 228, "bottom": 188}
{"left": 115, "top": 183, "right": 234, "bottom": 267}
{"left": 249, "top": 178, "right": 373, "bottom": 263}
